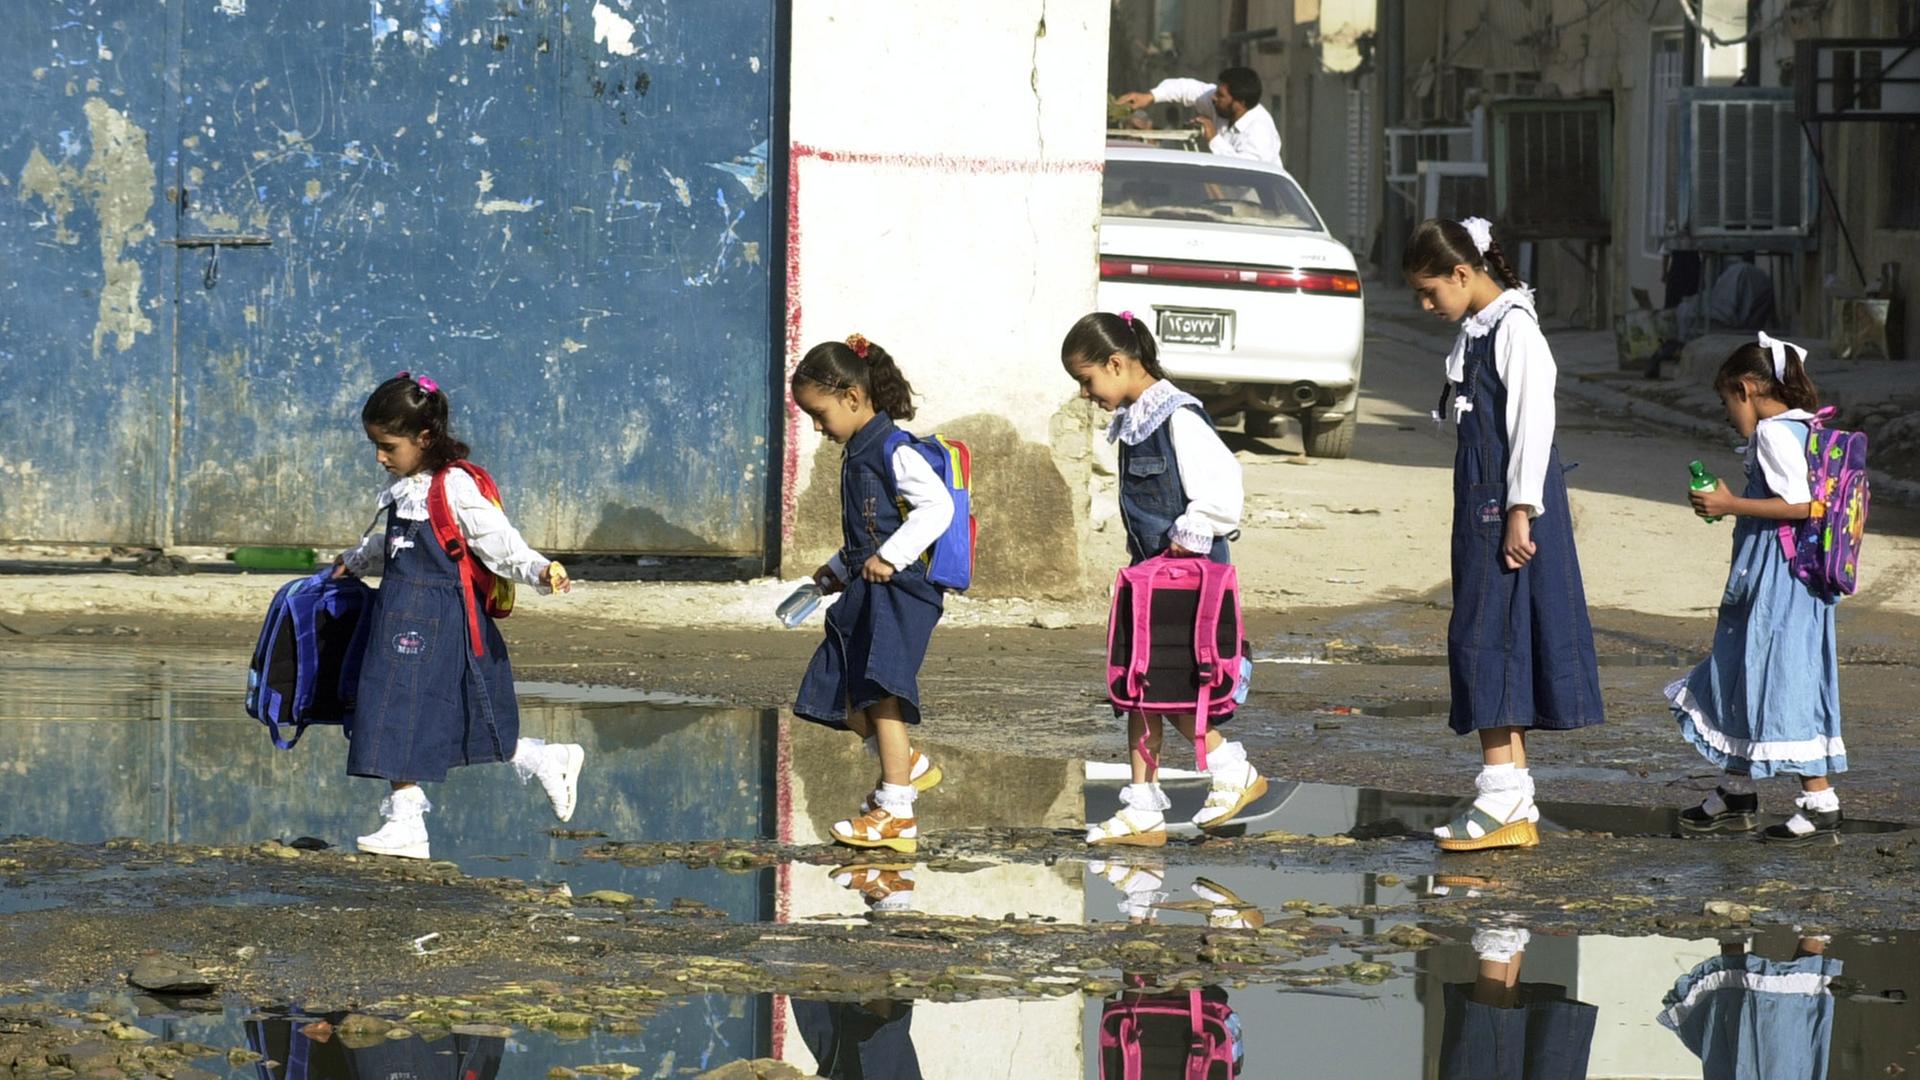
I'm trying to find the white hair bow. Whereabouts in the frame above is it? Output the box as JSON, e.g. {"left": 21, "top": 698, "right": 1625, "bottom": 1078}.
{"left": 1459, "top": 217, "right": 1494, "bottom": 256}
{"left": 1756, "top": 330, "right": 1806, "bottom": 381}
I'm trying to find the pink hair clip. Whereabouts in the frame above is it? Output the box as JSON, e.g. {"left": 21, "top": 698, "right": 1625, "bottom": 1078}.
{"left": 417, "top": 376, "right": 439, "bottom": 394}
{"left": 1118, "top": 310, "right": 1136, "bottom": 324}
{"left": 396, "top": 369, "right": 410, "bottom": 380}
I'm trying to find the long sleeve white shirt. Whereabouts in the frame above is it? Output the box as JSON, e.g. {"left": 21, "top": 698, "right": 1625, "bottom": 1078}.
{"left": 1445, "top": 290, "right": 1556, "bottom": 518}
{"left": 1751, "top": 409, "right": 1816, "bottom": 504}
{"left": 339, "top": 470, "right": 555, "bottom": 589}
{"left": 825, "top": 446, "right": 956, "bottom": 583}
{"left": 1148, "top": 78, "right": 1283, "bottom": 164}
{"left": 1108, "top": 379, "right": 1244, "bottom": 555}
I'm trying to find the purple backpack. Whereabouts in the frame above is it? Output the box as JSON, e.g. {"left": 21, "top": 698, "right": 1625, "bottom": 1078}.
{"left": 1777, "top": 407, "right": 1869, "bottom": 599}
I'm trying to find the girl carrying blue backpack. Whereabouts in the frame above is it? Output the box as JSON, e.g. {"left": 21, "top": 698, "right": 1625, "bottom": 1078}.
{"left": 333, "top": 373, "right": 584, "bottom": 859}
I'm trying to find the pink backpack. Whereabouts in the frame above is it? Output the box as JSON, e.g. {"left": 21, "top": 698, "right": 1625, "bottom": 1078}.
{"left": 1099, "top": 990, "right": 1239, "bottom": 1080}
{"left": 1107, "top": 556, "right": 1244, "bottom": 771}
{"left": 1776, "top": 407, "right": 1869, "bottom": 599}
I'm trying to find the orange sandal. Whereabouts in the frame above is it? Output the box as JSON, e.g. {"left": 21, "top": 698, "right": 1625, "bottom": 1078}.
{"left": 831, "top": 808, "right": 919, "bottom": 854}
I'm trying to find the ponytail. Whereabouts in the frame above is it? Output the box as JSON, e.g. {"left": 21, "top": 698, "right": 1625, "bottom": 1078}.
{"left": 1061, "top": 311, "right": 1167, "bottom": 380}
{"left": 361, "top": 371, "right": 471, "bottom": 472}
{"left": 791, "top": 334, "right": 918, "bottom": 421}
{"left": 1403, "top": 217, "right": 1523, "bottom": 291}
{"left": 1714, "top": 341, "right": 1821, "bottom": 413}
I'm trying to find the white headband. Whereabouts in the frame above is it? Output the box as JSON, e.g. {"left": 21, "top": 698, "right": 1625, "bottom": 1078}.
{"left": 1757, "top": 331, "right": 1806, "bottom": 381}
{"left": 1459, "top": 217, "right": 1494, "bottom": 256}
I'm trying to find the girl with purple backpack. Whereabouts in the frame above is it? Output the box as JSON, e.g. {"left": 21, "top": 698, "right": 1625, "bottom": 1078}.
{"left": 1061, "top": 312, "right": 1268, "bottom": 848}
{"left": 1668, "top": 335, "right": 1847, "bottom": 845}
{"left": 1403, "top": 217, "right": 1606, "bottom": 853}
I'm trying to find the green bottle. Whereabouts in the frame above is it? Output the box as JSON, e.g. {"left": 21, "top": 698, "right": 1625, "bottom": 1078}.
{"left": 1688, "top": 461, "right": 1722, "bottom": 524}
{"left": 229, "top": 546, "right": 319, "bottom": 571}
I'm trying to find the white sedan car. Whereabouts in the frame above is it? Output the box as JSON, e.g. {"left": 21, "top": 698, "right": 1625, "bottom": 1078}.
{"left": 1098, "top": 145, "right": 1366, "bottom": 457}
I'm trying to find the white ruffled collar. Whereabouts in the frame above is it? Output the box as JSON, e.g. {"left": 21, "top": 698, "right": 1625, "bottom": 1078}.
{"left": 1106, "top": 379, "right": 1206, "bottom": 446}
{"left": 1445, "top": 287, "right": 1537, "bottom": 383}
{"left": 378, "top": 472, "right": 432, "bottom": 521}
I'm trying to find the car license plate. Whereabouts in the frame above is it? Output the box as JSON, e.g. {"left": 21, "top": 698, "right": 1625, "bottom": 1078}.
{"left": 1157, "top": 309, "right": 1229, "bottom": 347}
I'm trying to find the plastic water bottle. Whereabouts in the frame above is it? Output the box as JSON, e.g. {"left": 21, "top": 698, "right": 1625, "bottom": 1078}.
{"left": 776, "top": 582, "right": 823, "bottom": 628}
{"left": 1688, "top": 461, "right": 1723, "bottom": 524}
{"left": 229, "top": 546, "right": 318, "bottom": 571}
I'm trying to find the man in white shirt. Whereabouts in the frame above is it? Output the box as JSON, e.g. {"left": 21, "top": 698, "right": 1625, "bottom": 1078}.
{"left": 1116, "top": 67, "right": 1282, "bottom": 164}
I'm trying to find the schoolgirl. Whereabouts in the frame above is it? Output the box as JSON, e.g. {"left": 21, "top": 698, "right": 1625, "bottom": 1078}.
{"left": 1403, "top": 218, "right": 1605, "bottom": 852}
{"left": 336, "top": 373, "right": 583, "bottom": 859}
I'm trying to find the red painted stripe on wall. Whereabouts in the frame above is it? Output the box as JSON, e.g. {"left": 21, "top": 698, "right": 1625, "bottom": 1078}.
{"left": 778, "top": 143, "right": 1104, "bottom": 546}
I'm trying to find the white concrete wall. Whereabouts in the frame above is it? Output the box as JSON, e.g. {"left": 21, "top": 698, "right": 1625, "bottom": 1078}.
{"left": 783, "top": 0, "right": 1110, "bottom": 585}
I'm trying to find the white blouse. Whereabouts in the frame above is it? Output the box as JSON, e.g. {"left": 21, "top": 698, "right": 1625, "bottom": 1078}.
{"left": 1108, "top": 379, "right": 1244, "bottom": 555}
{"left": 1446, "top": 289, "right": 1556, "bottom": 518}
{"left": 338, "top": 470, "right": 555, "bottom": 590}
{"left": 824, "top": 447, "right": 957, "bottom": 583}
{"left": 1750, "top": 409, "right": 1815, "bottom": 504}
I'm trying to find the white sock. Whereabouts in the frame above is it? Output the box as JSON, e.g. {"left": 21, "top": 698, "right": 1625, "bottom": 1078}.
{"left": 385, "top": 786, "right": 430, "bottom": 817}
{"left": 1513, "top": 767, "right": 1535, "bottom": 800}
{"left": 1436, "top": 765, "right": 1530, "bottom": 839}
{"left": 1472, "top": 927, "right": 1531, "bottom": 962}
{"left": 510, "top": 737, "right": 547, "bottom": 782}
{"left": 1120, "top": 782, "right": 1172, "bottom": 813}
{"left": 876, "top": 782, "right": 916, "bottom": 817}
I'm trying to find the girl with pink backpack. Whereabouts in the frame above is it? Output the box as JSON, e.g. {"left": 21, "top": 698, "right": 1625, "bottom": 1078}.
{"left": 1061, "top": 312, "right": 1268, "bottom": 848}
{"left": 1668, "top": 335, "right": 1852, "bottom": 845}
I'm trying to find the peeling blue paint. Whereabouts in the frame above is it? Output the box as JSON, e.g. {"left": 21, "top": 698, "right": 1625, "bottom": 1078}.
{"left": 3, "top": 0, "right": 781, "bottom": 556}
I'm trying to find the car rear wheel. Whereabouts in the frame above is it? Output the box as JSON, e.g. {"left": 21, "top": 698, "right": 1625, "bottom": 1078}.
{"left": 1243, "top": 409, "right": 1280, "bottom": 438}
{"left": 1302, "top": 411, "right": 1355, "bottom": 459}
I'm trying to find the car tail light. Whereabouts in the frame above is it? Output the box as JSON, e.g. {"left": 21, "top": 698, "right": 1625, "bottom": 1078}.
{"left": 1100, "top": 257, "right": 1362, "bottom": 296}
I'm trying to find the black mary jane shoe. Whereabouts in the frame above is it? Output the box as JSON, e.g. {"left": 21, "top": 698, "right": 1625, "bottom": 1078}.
{"left": 1761, "top": 808, "right": 1843, "bottom": 846}
{"left": 1678, "top": 788, "right": 1759, "bottom": 834}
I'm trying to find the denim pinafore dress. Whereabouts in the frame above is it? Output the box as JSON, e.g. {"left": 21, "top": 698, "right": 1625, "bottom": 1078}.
{"left": 794, "top": 412, "right": 945, "bottom": 728}
{"left": 347, "top": 495, "right": 520, "bottom": 783}
{"left": 1119, "top": 402, "right": 1231, "bottom": 567}
{"left": 1447, "top": 312, "right": 1604, "bottom": 735}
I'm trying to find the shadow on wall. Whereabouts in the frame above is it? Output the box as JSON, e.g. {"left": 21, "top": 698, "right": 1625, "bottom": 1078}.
{"left": 787, "top": 414, "right": 1083, "bottom": 599}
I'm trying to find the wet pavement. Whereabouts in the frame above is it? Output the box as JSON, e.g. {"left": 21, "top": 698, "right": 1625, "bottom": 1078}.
{"left": 2, "top": 646, "right": 1915, "bottom": 1077}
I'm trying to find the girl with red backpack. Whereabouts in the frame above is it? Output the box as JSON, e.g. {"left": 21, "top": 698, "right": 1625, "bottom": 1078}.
{"left": 332, "top": 373, "right": 582, "bottom": 859}
{"left": 1668, "top": 336, "right": 1848, "bottom": 844}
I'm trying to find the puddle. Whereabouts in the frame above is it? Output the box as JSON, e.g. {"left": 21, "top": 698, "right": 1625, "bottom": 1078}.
{"left": 2, "top": 647, "right": 1915, "bottom": 1075}
{"left": 11, "top": 926, "right": 1910, "bottom": 1078}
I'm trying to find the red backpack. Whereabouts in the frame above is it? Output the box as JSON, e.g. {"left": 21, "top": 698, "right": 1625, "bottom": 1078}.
{"left": 426, "top": 460, "right": 515, "bottom": 657}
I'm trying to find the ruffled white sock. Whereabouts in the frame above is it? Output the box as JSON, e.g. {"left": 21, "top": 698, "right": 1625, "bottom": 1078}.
{"left": 1120, "top": 782, "right": 1172, "bottom": 813}
{"left": 1784, "top": 789, "right": 1839, "bottom": 835}
{"left": 876, "top": 782, "right": 917, "bottom": 818}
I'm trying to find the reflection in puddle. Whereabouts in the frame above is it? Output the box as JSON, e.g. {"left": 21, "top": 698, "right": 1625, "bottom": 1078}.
{"left": 1, "top": 647, "right": 1914, "bottom": 1076}
{"left": 16, "top": 927, "right": 1909, "bottom": 1079}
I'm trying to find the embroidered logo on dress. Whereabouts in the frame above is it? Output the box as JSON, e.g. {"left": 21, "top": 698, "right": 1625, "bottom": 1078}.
{"left": 862, "top": 495, "right": 879, "bottom": 540}
{"left": 392, "top": 631, "right": 427, "bottom": 656}
{"left": 387, "top": 533, "right": 416, "bottom": 558}
{"left": 1478, "top": 498, "right": 1503, "bottom": 525}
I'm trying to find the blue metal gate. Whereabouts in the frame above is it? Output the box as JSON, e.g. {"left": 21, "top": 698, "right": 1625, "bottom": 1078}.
{"left": 2, "top": 0, "right": 781, "bottom": 557}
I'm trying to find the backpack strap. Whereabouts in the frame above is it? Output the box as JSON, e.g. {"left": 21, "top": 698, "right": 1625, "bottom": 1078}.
{"left": 1127, "top": 564, "right": 1161, "bottom": 776}
{"left": 1189, "top": 561, "right": 1233, "bottom": 772}
{"left": 428, "top": 463, "right": 488, "bottom": 658}
{"left": 1775, "top": 412, "right": 1830, "bottom": 564}
{"left": 1186, "top": 990, "right": 1209, "bottom": 1080}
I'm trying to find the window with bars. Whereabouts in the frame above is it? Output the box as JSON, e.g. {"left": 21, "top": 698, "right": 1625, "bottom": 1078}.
{"left": 1644, "top": 29, "right": 1687, "bottom": 254}
{"left": 1489, "top": 98, "right": 1614, "bottom": 241}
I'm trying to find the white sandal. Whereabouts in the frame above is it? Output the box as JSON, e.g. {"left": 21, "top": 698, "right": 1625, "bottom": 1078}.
{"left": 1086, "top": 807, "right": 1168, "bottom": 847}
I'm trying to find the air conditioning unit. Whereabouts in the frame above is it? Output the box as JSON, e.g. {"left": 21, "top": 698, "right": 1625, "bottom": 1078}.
{"left": 1418, "top": 162, "right": 1490, "bottom": 222}
{"left": 1385, "top": 123, "right": 1481, "bottom": 183}
{"left": 1678, "top": 88, "right": 1814, "bottom": 244}
{"left": 1489, "top": 97, "right": 1613, "bottom": 241}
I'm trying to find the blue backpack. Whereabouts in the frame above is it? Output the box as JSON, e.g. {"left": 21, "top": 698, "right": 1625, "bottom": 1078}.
{"left": 245, "top": 569, "right": 374, "bottom": 748}
{"left": 885, "top": 430, "right": 977, "bottom": 591}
